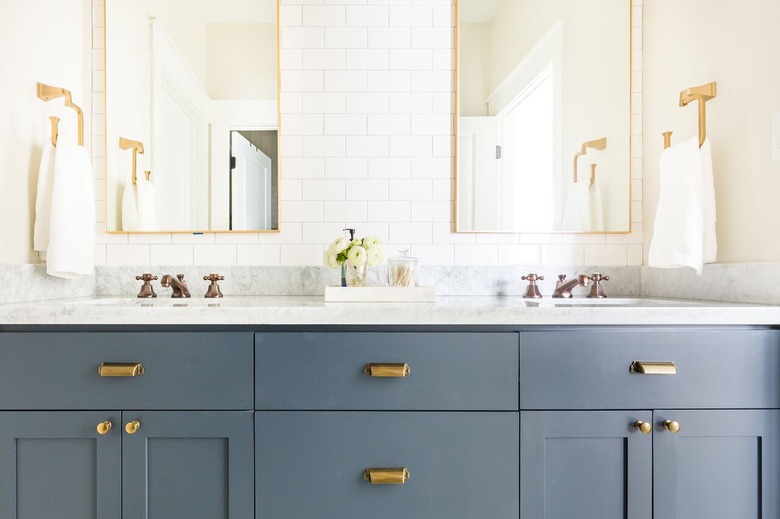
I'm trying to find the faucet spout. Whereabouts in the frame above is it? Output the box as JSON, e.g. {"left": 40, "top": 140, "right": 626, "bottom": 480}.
{"left": 552, "top": 274, "right": 590, "bottom": 298}
{"left": 160, "top": 274, "right": 191, "bottom": 298}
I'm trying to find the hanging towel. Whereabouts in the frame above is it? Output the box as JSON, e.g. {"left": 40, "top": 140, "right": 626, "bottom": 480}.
{"left": 136, "top": 178, "right": 156, "bottom": 231}
{"left": 46, "top": 144, "right": 95, "bottom": 278}
{"left": 700, "top": 138, "right": 717, "bottom": 263}
{"left": 562, "top": 180, "right": 592, "bottom": 232}
{"left": 589, "top": 180, "right": 605, "bottom": 232}
{"left": 121, "top": 182, "right": 139, "bottom": 231}
{"left": 33, "top": 143, "right": 56, "bottom": 252}
{"left": 648, "top": 136, "right": 705, "bottom": 274}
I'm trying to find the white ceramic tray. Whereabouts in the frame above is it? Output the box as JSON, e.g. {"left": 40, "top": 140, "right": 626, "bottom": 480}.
{"left": 324, "top": 286, "right": 436, "bottom": 302}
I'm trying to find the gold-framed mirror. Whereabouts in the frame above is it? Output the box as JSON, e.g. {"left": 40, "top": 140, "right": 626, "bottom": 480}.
{"left": 105, "top": 0, "right": 279, "bottom": 233}
{"left": 456, "top": 0, "right": 632, "bottom": 233}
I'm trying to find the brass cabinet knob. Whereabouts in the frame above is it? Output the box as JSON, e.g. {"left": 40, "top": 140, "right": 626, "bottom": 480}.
{"left": 634, "top": 421, "right": 652, "bottom": 435}
{"left": 663, "top": 420, "right": 681, "bottom": 433}
{"left": 96, "top": 421, "right": 112, "bottom": 435}
{"left": 125, "top": 421, "right": 141, "bottom": 434}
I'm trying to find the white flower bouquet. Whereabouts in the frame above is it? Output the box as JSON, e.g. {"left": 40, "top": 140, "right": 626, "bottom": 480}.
{"left": 324, "top": 235, "right": 384, "bottom": 287}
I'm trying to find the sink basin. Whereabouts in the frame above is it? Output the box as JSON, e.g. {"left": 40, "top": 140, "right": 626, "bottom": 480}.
{"left": 523, "top": 297, "right": 701, "bottom": 307}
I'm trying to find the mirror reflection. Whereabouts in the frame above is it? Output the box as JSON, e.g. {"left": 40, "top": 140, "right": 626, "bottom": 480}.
{"left": 105, "top": 0, "right": 279, "bottom": 232}
{"left": 457, "top": 0, "right": 631, "bottom": 233}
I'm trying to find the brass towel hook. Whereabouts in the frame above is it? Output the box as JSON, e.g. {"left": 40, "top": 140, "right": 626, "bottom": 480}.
{"left": 119, "top": 137, "right": 145, "bottom": 184}
{"left": 36, "top": 82, "right": 84, "bottom": 146}
{"left": 680, "top": 81, "right": 717, "bottom": 147}
{"left": 573, "top": 137, "right": 607, "bottom": 183}
{"left": 663, "top": 82, "right": 717, "bottom": 149}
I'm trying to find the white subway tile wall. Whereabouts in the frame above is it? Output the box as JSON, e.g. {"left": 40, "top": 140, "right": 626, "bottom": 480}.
{"left": 91, "top": 0, "right": 643, "bottom": 267}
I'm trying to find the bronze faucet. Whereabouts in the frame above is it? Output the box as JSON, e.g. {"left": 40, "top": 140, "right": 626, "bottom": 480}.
{"left": 521, "top": 273, "right": 544, "bottom": 298}
{"left": 160, "top": 274, "right": 191, "bottom": 298}
{"left": 587, "top": 273, "right": 610, "bottom": 298}
{"left": 552, "top": 274, "right": 590, "bottom": 298}
{"left": 204, "top": 274, "right": 225, "bottom": 298}
{"left": 135, "top": 274, "right": 158, "bottom": 298}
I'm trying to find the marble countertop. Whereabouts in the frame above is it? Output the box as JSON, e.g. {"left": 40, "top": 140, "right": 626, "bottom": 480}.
{"left": 0, "top": 296, "right": 777, "bottom": 326}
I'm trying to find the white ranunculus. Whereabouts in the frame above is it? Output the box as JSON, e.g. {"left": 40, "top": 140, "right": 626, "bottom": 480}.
{"left": 363, "top": 236, "right": 382, "bottom": 249}
{"left": 328, "top": 237, "right": 350, "bottom": 255}
{"left": 366, "top": 245, "right": 383, "bottom": 267}
{"left": 347, "top": 245, "right": 367, "bottom": 266}
{"left": 323, "top": 251, "right": 340, "bottom": 269}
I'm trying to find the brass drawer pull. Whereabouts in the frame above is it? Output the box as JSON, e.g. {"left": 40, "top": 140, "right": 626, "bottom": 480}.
{"left": 629, "top": 361, "right": 677, "bottom": 375}
{"left": 98, "top": 363, "right": 145, "bottom": 377}
{"left": 96, "top": 421, "right": 113, "bottom": 435}
{"left": 363, "top": 468, "right": 410, "bottom": 485}
{"left": 363, "top": 363, "right": 411, "bottom": 377}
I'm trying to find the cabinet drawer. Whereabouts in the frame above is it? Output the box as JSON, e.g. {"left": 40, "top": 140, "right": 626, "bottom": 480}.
{"left": 256, "top": 411, "right": 519, "bottom": 519}
{"left": 520, "top": 329, "right": 780, "bottom": 409}
{"left": 0, "top": 333, "right": 253, "bottom": 410}
{"left": 255, "top": 332, "right": 518, "bottom": 410}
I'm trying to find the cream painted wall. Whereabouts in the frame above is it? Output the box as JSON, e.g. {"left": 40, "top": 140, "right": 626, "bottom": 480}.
{"left": 207, "top": 23, "right": 277, "bottom": 100}
{"left": 458, "top": 23, "right": 489, "bottom": 117}
{"left": 0, "top": 0, "right": 90, "bottom": 263}
{"left": 644, "top": 0, "right": 780, "bottom": 263}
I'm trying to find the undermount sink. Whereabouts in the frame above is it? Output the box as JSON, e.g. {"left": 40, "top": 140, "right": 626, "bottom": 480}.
{"left": 524, "top": 297, "right": 701, "bottom": 307}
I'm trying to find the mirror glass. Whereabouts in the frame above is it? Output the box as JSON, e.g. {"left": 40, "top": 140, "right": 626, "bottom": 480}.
{"left": 457, "top": 0, "right": 631, "bottom": 233}
{"left": 105, "top": 0, "right": 279, "bottom": 232}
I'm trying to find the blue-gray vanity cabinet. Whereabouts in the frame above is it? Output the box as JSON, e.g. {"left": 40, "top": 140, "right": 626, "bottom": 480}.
{"left": 0, "top": 331, "right": 255, "bottom": 519}
{"left": 519, "top": 329, "right": 780, "bottom": 519}
{"left": 122, "top": 411, "right": 254, "bottom": 519}
{"left": 255, "top": 411, "right": 519, "bottom": 519}
{"left": 0, "top": 411, "right": 122, "bottom": 519}
{"left": 0, "top": 332, "right": 253, "bottom": 410}
{"left": 653, "top": 409, "right": 780, "bottom": 519}
{"left": 255, "top": 332, "right": 518, "bottom": 410}
{"left": 520, "top": 411, "right": 653, "bottom": 519}
{"left": 519, "top": 329, "right": 780, "bottom": 410}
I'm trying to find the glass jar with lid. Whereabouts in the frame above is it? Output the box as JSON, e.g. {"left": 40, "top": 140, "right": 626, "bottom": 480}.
{"left": 388, "top": 249, "right": 419, "bottom": 287}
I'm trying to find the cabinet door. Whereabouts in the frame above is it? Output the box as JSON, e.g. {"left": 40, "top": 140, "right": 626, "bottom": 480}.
{"left": 653, "top": 410, "right": 780, "bottom": 519}
{"left": 521, "top": 411, "right": 652, "bottom": 519}
{"left": 256, "top": 411, "right": 519, "bottom": 519}
{"left": 0, "top": 411, "right": 121, "bottom": 519}
{"left": 122, "top": 411, "right": 253, "bottom": 519}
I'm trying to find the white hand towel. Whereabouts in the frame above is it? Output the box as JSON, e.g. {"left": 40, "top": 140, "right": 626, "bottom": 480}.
{"left": 33, "top": 143, "right": 56, "bottom": 252}
{"left": 648, "top": 136, "right": 705, "bottom": 274}
{"left": 562, "top": 180, "right": 592, "bottom": 232}
{"left": 136, "top": 178, "right": 156, "bottom": 231}
{"left": 700, "top": 138, "right": 717, "bottom": 263}
{"left": 589, "top": 180, "right": 605, "bottom": 232}
{"left": 46, "top": 144, "right": 95, "bottom": 279}
{"left": 121, "top": 182, "right": 139, "bottom": 231}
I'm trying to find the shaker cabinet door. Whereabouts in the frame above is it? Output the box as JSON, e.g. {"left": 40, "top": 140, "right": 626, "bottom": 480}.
{"left": 121, "top": 411, "right": 254, "bottom": 519}
{"left": 520, "top": 410, "right": 653, "bottom": 519}
{"left": 0, "top": 411, "right": 121, "bottom": 519}
{"left": 653, "top": 410, "right": 780, "bottom": 519}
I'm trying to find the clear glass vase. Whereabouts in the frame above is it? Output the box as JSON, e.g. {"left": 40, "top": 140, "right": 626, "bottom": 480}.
{"left": 343, "top": 261, "right": 367, "bottom": 287}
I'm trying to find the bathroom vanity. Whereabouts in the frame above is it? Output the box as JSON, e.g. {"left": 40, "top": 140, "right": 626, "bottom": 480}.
{"left": 0, "top": 299, "right": 777, "bottom": 519}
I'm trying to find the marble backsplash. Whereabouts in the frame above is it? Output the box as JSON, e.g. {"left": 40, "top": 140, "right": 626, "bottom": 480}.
{"left": 0, "top": 264, "right": 95, "bottom": 305}
{"left": 3, "top": 263, "right": 778, "bottom": 304}
{"left": 92, "top": 265, "right": 640, "bottom": 298}
{"left": 641, "top": 263, "right": 780, "bottom": 305}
